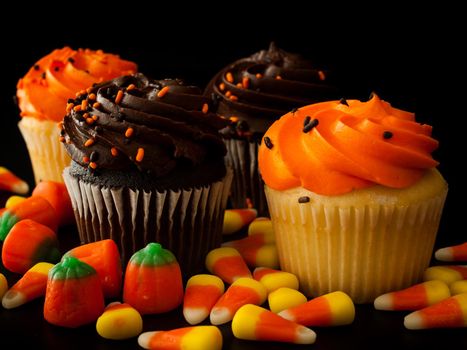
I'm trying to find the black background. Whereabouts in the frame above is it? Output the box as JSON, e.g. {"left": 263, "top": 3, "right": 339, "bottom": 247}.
{"left": 0, "top": 5, "right": 466, "bottom": 349}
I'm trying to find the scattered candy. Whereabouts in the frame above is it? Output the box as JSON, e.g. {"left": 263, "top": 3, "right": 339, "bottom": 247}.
{"left": 5, "top": 195, "right": 26, "bottom": 208}
{"left": 435, "top": 242, "right": 467, "bottom": 262}
{"left": 63, "top": 239, "right": 122, "bottom": 298}
{"left": 222, "top": 235, "right": 279, "bottom": 269}
{"left": 248, "top": 217, "right": 274, "bottom": 238}
{"left": 253, "top": 267, "right": 299, "bottom": 293}
{"left": 96, "top": 302, "right": 143, "bottom": 340}
{"left": 424, "top": 265, "right": 467, "bottom": 285}
{"left": 279, "top": 291, "right": 355, "bottom": 327}
{"left": 2, "top": 262, "right": 54, "bottom": 309}
{"left": 268, "top": 287, "right": 307, "bottom": 313}
{"left": 205, "top": 247, "right": 251, "bottom": 284}
{"left": 183, "top": 274, "right": 225, "bottom": 325}
{"left": 0, "top": 166, "right": 29, "bottom": 194}
{"left": 138, "top": 326, "right": 223, "bottom": 350}
{"left": 210, "top": 277, "right": 267, "bottom": 325}
{"left": 0, "top": 273, "right": 7, "bottom": 299}
{"left": 2, "top": 219, "right": 60, "bottom": 274}
{"left": 32, "top": 181, "right": 74, "bottom": 226}
{"left": 374, "top": 280, "right": 451, "bottom": 311}
{"left": 222, "top": 209, "right": 257, "bottom": 235}
{"left": 404, "top": 293, "right": 467, "bottom": 329}
{"left": 232, "top": 304, "right": 316, "bottom": 344}
{"left": 450, "top": 280, "right": 467, "bottom": 295}
{"left": 123, "top": 243, "right": 183, "bottom": 314}
{"left": 0, "top": 196, "right": 57, "bottom": 241}
{"left": 44, "top": 256, "right": 105, "bottom": 328}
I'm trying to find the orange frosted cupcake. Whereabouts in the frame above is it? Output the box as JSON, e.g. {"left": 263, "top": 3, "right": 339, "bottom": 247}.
{"left": 258, "top": 94, "right": 447, "bottom": 303}
{"left": 17, "top": 47, "right": 137, "bottom": 183}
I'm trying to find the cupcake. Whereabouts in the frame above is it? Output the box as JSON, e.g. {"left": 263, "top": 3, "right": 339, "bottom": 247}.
{"left": 16, "top": 47, "right": 137, "bottom": 184}
{"left": 61, "top": 73, "right": 233, "bottom": 274}
{"left": 258, "top": 94, "right": 447, "bottom": 303}
{"left": 206, "top": 42, "right": 338, "bottom": 215}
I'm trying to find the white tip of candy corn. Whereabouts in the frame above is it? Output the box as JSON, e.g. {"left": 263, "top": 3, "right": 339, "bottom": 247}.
{"left": 138, "top": 331, "right": 160, "bottom": 349}
{"left": 296, "top": 326, "right": 317, "bottom": 344}
{"left": 184, "top": 307, "right": 208, "bottom": 325}
{"left": 404, "top": 313, "right": 424, "bottom": 330}
{"left": 373, "top": 294, "right": 393, "bottom": 310}
{"left": 12, "top": 182, "right": 29, "bottom": 195}
{"left": 210, "top": 307, "right": 231, "bottom": 325}
{"left": 435, "top": 247, "right": 453, "bottom": 261}
{"left": 2, "top": 290, "right": 26, "bottom": 309}
{"left": 278, "top": 309, "right": 295, "bottom": 322}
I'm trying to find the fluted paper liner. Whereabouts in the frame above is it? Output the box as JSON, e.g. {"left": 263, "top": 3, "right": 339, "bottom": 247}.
{"left": 63, "top": 168, "right": 232, "bottom": 275}
{"left": 18, "top": 117, "right": 71, "bottom": 184}
{"left": 265, "top": 169, "right": 448, "bottom": 304}
{"left": 224, "top": 138, "right": 268, "bottom": 216}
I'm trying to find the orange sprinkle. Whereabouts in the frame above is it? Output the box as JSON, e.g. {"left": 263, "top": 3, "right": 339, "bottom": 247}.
{"left": 84, "top": 138, "right": 95, "bottom": 147}
{"left": 318, "top": 70, "right": 326, "bottom": 81}
{"left": 136, "top": 148, "right": 145, "bottom": 162}
{"left": 126, "top": 84, "right": 136, "bottom": 91}
{"left": 89, "top": 162, "right": 97, "bottom": 169}
{"left": 242, "top": 77, "right": 250, "bottom": 89}
{"left": 236, "top": 83, "right": 242, "bottom": 88}
{"left": 229, "top": 95, "right": 239, "bottom": 101}
{"left": 202, "top": 103, "right": 209, "bottom": 114}
{"left": 75, "top": 91, "right": 82, "bottom": 97}
{"left": 157, "top": 86, "right": 170, "bottom": 98}
{"left": 79, "top": 90, "right": 86, "bottom": 95}
{"left": 246, "top": 197, "right": 253, "bottom": 209}
{"left": 115, "top": 90, "right": 124, "bottom": 105}
{"left": 66, "top": 103, "right": 74, "bottom": 113}
{"left": 83, "top": 156, "right": 90, "bottom": 163}
{"left": 57, "top": 122, "right": 64, "bottom": 130}
{"left": 111, "top": 147, "right": 118, "bottom": 157}
{"left": 81, "top": 100, "right": 88, "bottom": 110}
{"left": 83, "top": 113, "right": 90, "bottom": 119}
{"left": 256, "top": 73, "right": 263, "bottom": 79}
{"left": 219, "top": 83, "right": 226, "bottom": 91}
{"left": 92, "top": 115, "right": 98, "bottom": 121}
{"left": 86, "top": 118, "right": 94, "bottom": 125}
{"left": 226, "top": 72, "right": 234, "bottom": 83}
{"left": 275, "top": 75, "right": 282, "bottom": 80}
{"left": 92, "top": 102, "right": 101, "bottom": 109}
{"left": 125, "top": 127, "right": 134, "bottom": 138}
{"left": 230, "top": 116, "right": 239, "bottom": 123}
{"left": 73, "top": 105, "right": 82, "bottom": 112}
{"left": 225, "top": 91, "right": 232, "bottom": 98}
{"left": 88, "top": 93, "right": 96, "bottom": 100}
{"left": 59, "top": 136, "right": 65, "bottom": 143}
{"left": 86, "top": 87, "right": 93, "bottom": 94}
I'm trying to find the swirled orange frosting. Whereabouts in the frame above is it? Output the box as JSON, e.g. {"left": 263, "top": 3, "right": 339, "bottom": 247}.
{"left": 258, "top": 94, "right": 439, "bottom": 195}
{"left": 17, "top": 47, "right": 137, "bottom": 122}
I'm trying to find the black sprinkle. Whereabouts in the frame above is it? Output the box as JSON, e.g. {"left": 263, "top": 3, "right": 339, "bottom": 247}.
{"left": 339, "top": 98, "right": 349, "bottom": 106}
{"left": 291, "top": 107, "right": 298, "bottom": 114}
{"left": 303, "top": 119, "right": 319, "bottom": 133}
{"left": 264, "top": 136, "right": 273, "bottom": 149}
{"left": 41, "top": 72, "right": 46, "bottom": 79}
{"left": 94, "top": 126, "right": 103, "bottom": 134}
{"left": 236, "top": 120, "right": 249, "bottom": 132}
{"left": 383, "top": 131, "right": 393, "bottom": 139}
{"left": 369, "top": 91, "right": 376, "bottom": 100}
{"left": 303, "top": 116, "right": 311, "bottom": 127}
{"left": 298, "top": 196, "right": 310, "bottom": 203}
{"left": 68, "top": 57, "right": 75, "bottom": 63}
{"left": 34, "top": 65, "right": 40, "bottom": 71}
{"left": 92, "top": 83, "right": 98, "bottom": 87}
{"left": 67, "top": 98, "right": 74, "bottom": 104}
{"left": 54, "top": 67, "right": 59, "bottom": 72}
{"left": 60, "top": 129, "right": 65, "bottom": 136}
{"left": 90, "top": 151, "right": 99, "bottom": 162}
{"left": 12, "top": 95, "right": 18, "bottom": 106}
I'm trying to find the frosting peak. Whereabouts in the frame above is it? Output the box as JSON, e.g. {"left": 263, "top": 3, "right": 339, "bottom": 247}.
{"left": 258, "top": 95, "right": 439, "bottom": 195}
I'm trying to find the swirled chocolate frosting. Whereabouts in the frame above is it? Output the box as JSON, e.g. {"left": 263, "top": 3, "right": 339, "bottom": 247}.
{"left": 62, "top": 73, "right": 228, "bottom": 188}
{"left": 206, "top": 42, "right": 339, "bottom": 138}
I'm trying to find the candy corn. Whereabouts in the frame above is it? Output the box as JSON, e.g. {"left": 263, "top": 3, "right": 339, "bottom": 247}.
{"left": 253, "top": 267, "right": 299, "bottom": 293}
{"left": 2, "top": 219, "right": 60, "bottom": 274}
{"left": 404, "top": 293, "right": 467, "bottom": 329}
{"left": 63, "top": 239, "right": 122, "bottom": 298}
{"left": 2, "top": 262, "right": 54, "bottom": 309}
{"left": 268, "top": 287, "right": 307, "bottom": 313}
{"left": 222, "top": 209, "right": 257, "bottom": 235}
{"left": 222, "top": 236, "right": 279, "bottom": 269}
{"left": 210, "top": 277, "right": 267, "bottom": 325}
{"left": 32, "top": 181, "right": 75, "bottom": 227}
{"left": 232, "top": 304, "right": 316, "bottom": 344}
{"left": 0, "top": 196, "right": 57, "bottom": 241}
{"left": 123, "top": 243, "right": 183, "bottom": 314}
{"left": 5, "top": 195, "right": 26, "bottom": 208}
{"left": 248, "top": 217, "right": 274, "bottom": 237}
{"left": 374, "top": 281, "right": 451, "bottom": 311}
{"left": 435, "top": 242, "right": 467, "bottom": 262}
{"left": 0, "top": 166, "right": 29, "bottom": 194}
{"left": 450, "top": 280, "right": 467, "bottom": 295}
{"left": 424, "top": 265, "right": 467, "bottom": 285}
{"left": 205, "top": 247, "right": 251, "bottom": 284}
{"left": 96, "top": 302, "right": 143, "bottom": 340}
{"left": 138, "top": 326, "right": 223, "bottom": 350}
{"left": 279, "top": 291, "right": 355, "bottom": 327}
{"left": 183, "top": 274, "right": 225, "bottom": 325}
{"left": 0, "top": 273, "right": 7, "bottom": 299}
{"left": 44, "top": 257, "right": 105, "bottom": 328}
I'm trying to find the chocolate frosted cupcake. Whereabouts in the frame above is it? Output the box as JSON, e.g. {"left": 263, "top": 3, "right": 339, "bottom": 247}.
{"left": 206, "top": 43, "right": 338, "bottom": 215}
{"left": 61, "top": 73, "right": 232, "bottom": 274}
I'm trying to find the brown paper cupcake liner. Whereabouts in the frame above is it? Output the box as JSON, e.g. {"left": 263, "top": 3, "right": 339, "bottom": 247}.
{"left": 224, "top": 138, "right": 268, "bottom": 216}
{"left": 63, "top": 168, "right": 233, "bottom": 275}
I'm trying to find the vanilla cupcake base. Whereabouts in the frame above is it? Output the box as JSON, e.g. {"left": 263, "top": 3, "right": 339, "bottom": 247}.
{"left": 265, "top": 169, "right": 447, "bottom": 303}
{"left": 18, "top": 117, "right": 70, "bottom": 184}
